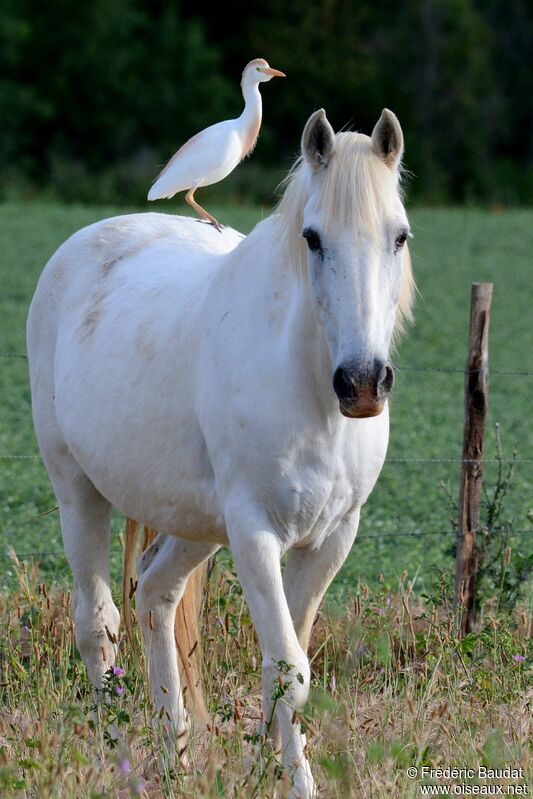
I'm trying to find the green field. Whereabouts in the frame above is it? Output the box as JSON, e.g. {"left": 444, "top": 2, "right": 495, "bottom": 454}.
{"left": 1, "top": 201, "right": 532, "bottom": 596}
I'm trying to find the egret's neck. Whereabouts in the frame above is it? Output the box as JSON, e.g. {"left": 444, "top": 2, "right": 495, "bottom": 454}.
{"left": 239, "top": 80, "right": 263, "bottom": 158}
{"left": 239, "top": 79, "right": 262, "bottom": 126}
{"left": 236, "top": 78, "right": 263, "bottom": 158}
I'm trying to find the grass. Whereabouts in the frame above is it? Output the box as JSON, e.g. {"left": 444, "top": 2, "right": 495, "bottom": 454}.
{"left": 0, "top": 200, "right": 532, "bottom": 796}
{"left": 0, "top": 557, "right": 531, "bottom": 797}
{"left": 0, "top": 200, "right": 532, "bottom": 594}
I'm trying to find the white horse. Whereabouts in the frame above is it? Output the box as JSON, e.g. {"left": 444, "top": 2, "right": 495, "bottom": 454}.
{"left": 27, "top": 108, "right": 413, "bottom": 798}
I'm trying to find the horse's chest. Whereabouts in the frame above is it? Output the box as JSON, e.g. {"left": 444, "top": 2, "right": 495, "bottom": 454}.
{"left": 269, "top": 458, "right": 365, "bottom": 549}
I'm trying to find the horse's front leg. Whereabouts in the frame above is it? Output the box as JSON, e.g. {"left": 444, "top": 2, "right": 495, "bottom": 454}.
{"left": 226, "top": 505, "right": 315, "bottom": 799}
{"left": 136, "top": 534, "right": 218, "bottom": 765}
{"left": 283, "top": 511, "right": 360, "bottom": 653}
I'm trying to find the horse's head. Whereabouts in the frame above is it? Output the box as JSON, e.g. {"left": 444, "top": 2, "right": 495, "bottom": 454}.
{"left": 280, "top": 109, "right": 414, "bottom": 418}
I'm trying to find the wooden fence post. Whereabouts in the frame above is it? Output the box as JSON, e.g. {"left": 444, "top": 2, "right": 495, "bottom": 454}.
{"left": 454, "top": 282, "right": 493, "bottom": 635}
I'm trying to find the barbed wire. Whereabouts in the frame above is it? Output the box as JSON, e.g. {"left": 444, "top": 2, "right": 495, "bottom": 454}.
{"left": 0, "top": 454, "right": 41, "bottom": 460}
{"left": 396, "top": 365, "right": 533, "bottom": 376}
{"left": 357, "top": 528, "right": 533, "bottom": 540}
{"left": 1, "top": 550, "right": 66, "bottom": 561}
{"left": 384, "top": 457, "right": 533, "bottom": 464}
{"left": 2, "top": 527, "right": 532, "bottom": 563}
{"left": 2, "top": 453, "right": 531, "bottom": 466}
{"left": 2, "top": 351, "right": 533, "bottom": 376}
{"left": 2, "top": 352, "right": 532, "bottom": 564}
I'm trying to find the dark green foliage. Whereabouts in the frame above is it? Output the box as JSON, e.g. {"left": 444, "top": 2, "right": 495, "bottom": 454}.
{"left": 0, "top": 1, "right": 532, "bottom": 203}
{"left": 0, "top": 1, "right": 233, "bottom": 199}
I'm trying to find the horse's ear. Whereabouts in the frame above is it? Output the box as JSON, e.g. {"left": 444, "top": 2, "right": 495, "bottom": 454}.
{"left": 302, "top": 109, "right": 335, "bottom": 170}
{"left": 371, "top": 109, "right": 404, "bottom": 170}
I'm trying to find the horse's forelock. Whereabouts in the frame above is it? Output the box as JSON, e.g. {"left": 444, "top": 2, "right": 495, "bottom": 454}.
{"left": 274, "top": 131, "right": 414, "bottom": 337}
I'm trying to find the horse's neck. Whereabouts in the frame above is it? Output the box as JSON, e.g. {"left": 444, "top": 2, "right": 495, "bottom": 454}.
{"left": 229, "top": 216, "right": 334, "bottom": 405}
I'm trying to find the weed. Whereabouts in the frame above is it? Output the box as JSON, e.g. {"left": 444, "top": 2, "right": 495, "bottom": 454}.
{"left": 0, "top": 557, "right": 531, "bottom": 797}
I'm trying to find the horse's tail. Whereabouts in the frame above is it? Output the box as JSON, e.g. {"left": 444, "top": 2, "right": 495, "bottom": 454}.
{"left": 122, "top": 518, "right": 209, "bottom": 724}
{"left": 174, "top": 560, "right": 209, "bottom": 724}
{"left": 122, "top": 517, "right": 140, "bottom": 644}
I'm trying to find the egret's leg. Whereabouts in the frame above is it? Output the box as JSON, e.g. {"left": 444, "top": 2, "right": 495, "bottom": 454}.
{"left": 136, "top": 534, "right": 219, "bottom": 762}
{"left": 226, "top": 507, "right": 315, "bottom": 799}
{"left": 283, "top": 512, "right": 360, "bottom": 654}
{"left": 185, "top": 188, "right": 223, "bottom": 232}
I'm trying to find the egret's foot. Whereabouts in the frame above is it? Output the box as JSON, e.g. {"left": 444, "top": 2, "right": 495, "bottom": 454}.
{"left": 196, "top": 218, "right": 223, "bottom": 233}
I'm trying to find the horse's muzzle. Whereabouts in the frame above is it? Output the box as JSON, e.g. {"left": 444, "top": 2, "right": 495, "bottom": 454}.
{"left": 332, "top": 360, "right": 394, "bottom": 418}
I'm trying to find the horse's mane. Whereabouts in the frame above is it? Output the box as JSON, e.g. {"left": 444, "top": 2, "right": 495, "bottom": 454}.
{"left": 273, "top": 132, "right": 415, "bottom": 341}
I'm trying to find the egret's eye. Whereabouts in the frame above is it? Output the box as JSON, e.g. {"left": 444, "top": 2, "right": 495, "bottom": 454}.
{"left": 302, "top": 228, "right": 323, "bottom": 254}
{"left": 394, "top": 232, "right": 408, "bottom": 253}
{"left": 256, "top": 67, "right": 261, "bottom": 72}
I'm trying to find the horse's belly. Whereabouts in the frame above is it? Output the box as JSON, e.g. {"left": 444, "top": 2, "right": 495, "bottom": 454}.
{"left": 107, "top": 483, "right": 225, "bottom": 542}
{"left": 54, "top": 339, "right": 226, "bottom": 542}
{"left": 64, "top": 428, "right": 227, "bottom": 543}
{"left": 112, "top": 482, "right": 227, "bottom": 543}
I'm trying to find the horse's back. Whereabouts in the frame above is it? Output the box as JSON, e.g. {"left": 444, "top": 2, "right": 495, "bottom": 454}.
{"left": 28, "top": 212, "right": 241, "bottom": 416}
{"left": 28, "top": 212, "right": 241, "bottom": 346}
{"left": 27, "top": 213, "right": 242, "bottom": 535}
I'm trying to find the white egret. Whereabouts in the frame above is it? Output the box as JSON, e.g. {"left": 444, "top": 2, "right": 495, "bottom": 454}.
{"left": 147, "top": 58, "right": 285, "bottom": 230}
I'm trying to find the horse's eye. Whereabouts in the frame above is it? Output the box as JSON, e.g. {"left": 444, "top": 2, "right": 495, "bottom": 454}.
{"left": 302, "top": 228, "right": 322, "bottom": 254}
{"left": 394, "top": 232, "right": 408, "bottom": 253}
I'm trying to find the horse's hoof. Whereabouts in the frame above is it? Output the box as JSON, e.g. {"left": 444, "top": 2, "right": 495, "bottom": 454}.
{"left": 288, "top": 763, "right": 316, "bottom": 799}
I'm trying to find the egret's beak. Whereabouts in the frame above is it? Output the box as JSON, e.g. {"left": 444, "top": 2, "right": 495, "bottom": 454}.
{"left": 261, "top": 67, "right": 286, "bottom": 77}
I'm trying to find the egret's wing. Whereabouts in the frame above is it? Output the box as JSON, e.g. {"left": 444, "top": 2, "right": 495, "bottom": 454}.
{"left": 148, "top": 122, "right": 242, "bottom": 200}
{"left": 152, "top": 130, "right": 204, "bottom": 184}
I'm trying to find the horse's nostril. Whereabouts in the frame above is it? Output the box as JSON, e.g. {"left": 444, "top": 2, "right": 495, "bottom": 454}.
{"left": 333, "top": 366, "right": 354, "bottom": 401}
{"left": 334, "top": 362, "right": 393, "bottom": 405}
{"left": 377, "top": 364, "right": 395, "bottom": 397}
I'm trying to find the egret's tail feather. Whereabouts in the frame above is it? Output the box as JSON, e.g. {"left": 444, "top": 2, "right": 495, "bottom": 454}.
{"left": 147, "top": 185, "right": 169, "bottom": 202}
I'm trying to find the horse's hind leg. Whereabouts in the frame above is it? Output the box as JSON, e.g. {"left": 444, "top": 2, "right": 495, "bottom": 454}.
{"left": 136, "top": 534, "right": 218, "bottom": 758}
{"left": 28, "top": 302, "right": 119, "bottom": 688}
{"left": 54, "top": 464, "right": 119, "bottom": 687}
